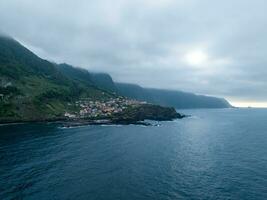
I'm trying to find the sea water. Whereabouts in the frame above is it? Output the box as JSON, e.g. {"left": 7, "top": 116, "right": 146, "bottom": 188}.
{"left": 1, "top": 108, "right": 267, "bottom": 199}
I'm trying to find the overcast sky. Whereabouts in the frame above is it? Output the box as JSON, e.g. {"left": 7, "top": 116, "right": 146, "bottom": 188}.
{"left": 1, "top": 0, "right": 267, "bottom": 105}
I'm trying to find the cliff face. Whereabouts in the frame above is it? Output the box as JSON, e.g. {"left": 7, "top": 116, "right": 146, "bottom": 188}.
{"left": 115, "top": 83, "right": 232, "bottom": 109}
{"left": 90, "top": 73, "right": 117, "bottom": 92}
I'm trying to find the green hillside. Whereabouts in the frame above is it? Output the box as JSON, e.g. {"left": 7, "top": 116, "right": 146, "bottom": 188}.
{"left": 0, "top": 36, "right": 113, "bottom": 122}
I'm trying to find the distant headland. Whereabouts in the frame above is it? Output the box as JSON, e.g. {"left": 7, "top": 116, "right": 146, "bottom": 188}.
{"left": 0, "top": 35, "right": 228, "bottom": 125}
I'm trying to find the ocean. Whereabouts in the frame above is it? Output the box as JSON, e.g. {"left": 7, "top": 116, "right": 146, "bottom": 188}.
{"left": 1, "top": 108, "right": 267, "bottom": 199}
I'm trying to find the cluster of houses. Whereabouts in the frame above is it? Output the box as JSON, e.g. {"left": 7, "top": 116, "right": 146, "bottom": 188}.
{"left": 64, "top": 97, "right": 146, "bottom": 119}
{"left": 0, "top": 79, "right": 12, "bottom": 101}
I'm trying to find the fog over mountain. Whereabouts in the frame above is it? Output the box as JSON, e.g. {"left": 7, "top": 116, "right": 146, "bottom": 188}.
{"left": 1, "top": 0, "right": 267, "bottom": 106}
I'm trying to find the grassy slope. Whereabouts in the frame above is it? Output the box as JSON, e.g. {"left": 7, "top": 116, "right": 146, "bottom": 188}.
{"left": 0, "top": 36, "right": 114, "bottom": 122}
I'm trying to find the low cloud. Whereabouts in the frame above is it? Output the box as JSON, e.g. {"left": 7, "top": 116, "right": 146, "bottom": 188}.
{"left": 1, "top": 0, "right": 267, "bottom": 103}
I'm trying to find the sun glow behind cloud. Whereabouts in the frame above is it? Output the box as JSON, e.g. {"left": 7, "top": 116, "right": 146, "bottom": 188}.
{"left": 185, "top": 50, "right": 208, "bottom": 66}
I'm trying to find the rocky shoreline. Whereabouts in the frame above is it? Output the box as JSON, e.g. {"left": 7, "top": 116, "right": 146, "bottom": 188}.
{"left": 59, "top": 119, "right": 152, "bottom": 128}
{"left": 0, "top": 104, "right": 186, "bottom": 127}
{"left": 60, "top": 104, "right": 186, "bottom": 127}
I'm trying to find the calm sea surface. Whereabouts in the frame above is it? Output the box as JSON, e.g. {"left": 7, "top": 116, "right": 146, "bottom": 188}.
{"left": 1, "top": 108, "right": 267, "bottom": 200}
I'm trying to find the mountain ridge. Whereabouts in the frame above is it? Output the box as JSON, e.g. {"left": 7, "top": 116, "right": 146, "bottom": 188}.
{"left": 54, "top": 65, "right": 232, "bottom": 109}
{"left": 54, "top": 62, "right": 231, "bottom": 109}
{"left": 0, "top": 35, "right": 231, "bottom": 124}
{"left": 115, "top": 82, "right": 231, "bottom": 109}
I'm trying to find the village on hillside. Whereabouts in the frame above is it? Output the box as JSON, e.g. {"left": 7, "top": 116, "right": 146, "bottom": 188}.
{"left": 64, "top": 97, "right": 147, "bottom": 119}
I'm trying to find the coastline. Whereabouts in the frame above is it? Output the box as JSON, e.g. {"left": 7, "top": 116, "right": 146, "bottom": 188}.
{"left": 0, "top": 113, "right": 186, "bottom": 128}
{"left": 0, "top": 104, "right": 186, "bottom": 127}
{"left": 0, "top": 115, "right": 185, "bottom": 127}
